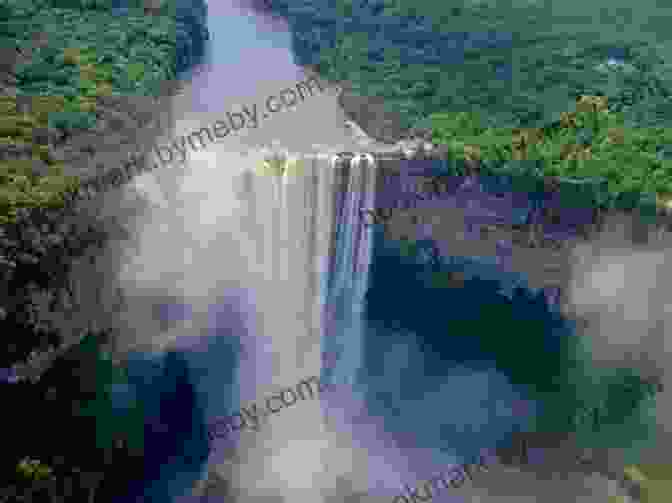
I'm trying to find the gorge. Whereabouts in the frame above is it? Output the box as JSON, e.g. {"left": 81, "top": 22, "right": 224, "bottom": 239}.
{"left": 2, "top": 1, "right": 670, "bottom": 502}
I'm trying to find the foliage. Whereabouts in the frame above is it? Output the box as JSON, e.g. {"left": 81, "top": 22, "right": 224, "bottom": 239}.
{"left": 0, "top": 0, "right": 201, "bottom": 234}
{"left": 0, "top": 93, "right": 88, "bottom": 224}
{"left": 0, "top": 0, "right": 193, "bottom": 498}
{"left": 1, "top": 25, "right": 169, "bottom": 225}
{"left": 61, "top": 333, "right": 145, "bottom": 458}
{"left": 13, "top": 8, "right": 177, "bottom": 97}
{"left": 623, "top": 465, "right": 672, "bottom": 503}
{"left": 1, "top": 332, "right": 145, "bottom": 503}
{"left": 46, "top": 0, "right": 144, "bottom": 10}
{"left": 0, "top": 157, "right": 80, "bottom": 226}
{"left": 297, "top": 0, "right": 672, "bottom": 136}
{"left": 427, "top": 95, "right": 672, "bottom": 204}
{"left": 16, "top": 457, "right": 53, "bottom": 481}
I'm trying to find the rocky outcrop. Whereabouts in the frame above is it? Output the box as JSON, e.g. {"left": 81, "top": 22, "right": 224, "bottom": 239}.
{"left": 336, "top": 81, "right": 412, "bottom": 144}
{"left": 364, "top": 142, "right": 672, "bottom": 310}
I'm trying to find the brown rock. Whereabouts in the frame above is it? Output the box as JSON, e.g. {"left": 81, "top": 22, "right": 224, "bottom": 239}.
{"left": 337, "top": 89, "right": 410, "bottom": 145}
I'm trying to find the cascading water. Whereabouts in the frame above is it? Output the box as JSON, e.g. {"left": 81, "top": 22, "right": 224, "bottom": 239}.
{"left": 105, "top": 0, "right": 392, "bottom": 500}
{"left": 322, "top": 153, "right": 377, "bottom": 391}
{"left": 114, "top": 146, "right": 367, "bottom": 503}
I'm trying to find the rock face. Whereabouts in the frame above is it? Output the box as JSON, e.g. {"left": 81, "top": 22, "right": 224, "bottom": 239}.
{"left": 336, "top": 84, "right": 412, "bottom": 145}
{"left": 369, "top": 145, "right": 672, "bottom": 308}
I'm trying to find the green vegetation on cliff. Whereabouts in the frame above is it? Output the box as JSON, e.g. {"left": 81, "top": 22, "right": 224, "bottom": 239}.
{"left": 0, "top": 0, "right": 181, "bottom": 224}
{"left": 0, "top": 94, "right": 80, "bottom": 225}
{"left": 426, "top": 95, "right": 672, "bottom": 207}
{"left": 0, "top": 0, "right": 190, "bottom": 498}
{"left": 315, "top": 0, "right": 672, "bottom": 130}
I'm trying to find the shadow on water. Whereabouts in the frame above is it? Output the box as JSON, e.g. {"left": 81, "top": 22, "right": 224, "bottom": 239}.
{"left": 108, "top": 293, "right": 251, "bottom": 502}
{"left": 117, "top": 350, "right": 212, "bottom": 503}
{"left": 318, "top": 215, "right": 660, "bottom": 498}
{"left": 357, "top": 227, "right": 657, "bottom": 468}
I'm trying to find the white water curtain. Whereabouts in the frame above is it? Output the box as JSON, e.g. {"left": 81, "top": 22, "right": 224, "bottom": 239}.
{"left": 228, "top": 150, "right": 380, "bottom": 500}
{"left": 113, "top": 136, "right": 384, "bottom": 501}
{"left": 321, "top": 153, "right": 377, "bottom": 389}
{"left": 196, "top": 150, "right": 373, "bottom": 501}
{"left": 242, "top": 151, "right": 337, "bottom": 375}
{"left": 234, "top": 150, "right": 377, "bottom": 384}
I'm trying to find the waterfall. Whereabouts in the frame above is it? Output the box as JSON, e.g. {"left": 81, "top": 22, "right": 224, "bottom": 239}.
{"left": 103, "top": 1, "right": 430, "bottom": 501}
{"left": 223, "top": 151, "right": 381, "bottom": 501}
{"left": 111, "top": 131, "right": 387, "bottom": 502}
{"left": 322, "top": 154, "right": 377, "bottom": 390}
